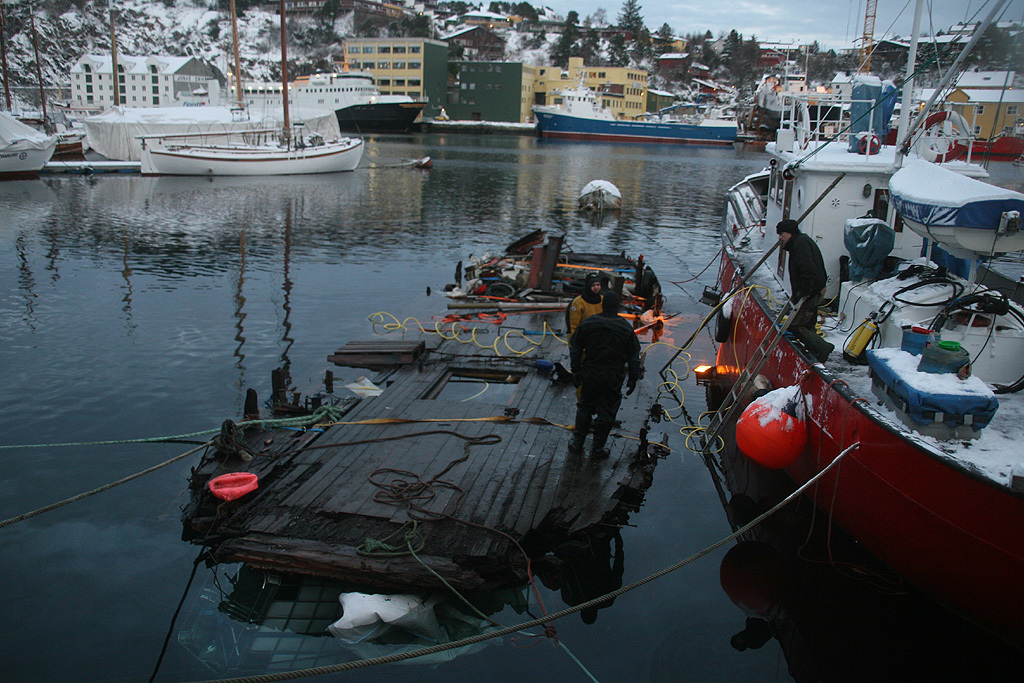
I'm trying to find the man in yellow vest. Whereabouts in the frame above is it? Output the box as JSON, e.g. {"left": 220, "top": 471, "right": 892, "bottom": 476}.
{"left": 566, "top": 273, "right": 603, "bottom": 341}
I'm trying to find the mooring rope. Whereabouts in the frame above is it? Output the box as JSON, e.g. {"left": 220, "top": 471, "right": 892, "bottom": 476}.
{"left": 0, "top": 440, "right": 213, "bottom": 529}
{"left": 185, "top": 442, "right": 860, "bottom": 683}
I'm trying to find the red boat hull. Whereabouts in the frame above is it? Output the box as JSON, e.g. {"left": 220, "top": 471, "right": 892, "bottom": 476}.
{"left": 715, "top": 256, "right": 1024, "bottom": 647}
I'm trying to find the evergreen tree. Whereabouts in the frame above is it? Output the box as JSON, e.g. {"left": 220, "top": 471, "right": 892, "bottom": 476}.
{"left": 617, "top": 0, "right": 644, "bottom": 36}
{"left": 607, "top": 34, "right": 629, "bottom": 67}
{"left": 551, "top": 11, "right": 582, "bottom": 67}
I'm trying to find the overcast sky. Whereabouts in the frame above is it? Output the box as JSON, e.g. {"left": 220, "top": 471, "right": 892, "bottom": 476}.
{"left": 540, "top": 0, "right": 1021, "bottom": 50}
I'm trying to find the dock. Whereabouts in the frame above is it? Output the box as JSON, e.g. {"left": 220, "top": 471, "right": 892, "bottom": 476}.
{"left": 181, "top": 313, "right": 664, "bottom": 592}
{"left": 42, "top": 159, "right": 141, "bottom": 174}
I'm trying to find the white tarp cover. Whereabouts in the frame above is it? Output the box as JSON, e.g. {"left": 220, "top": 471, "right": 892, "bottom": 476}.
{"left": 0, "top": 112, "right": 55, "bottom": 151}
{"left": 83, "top": 105, "right": 343, "bottom": 161}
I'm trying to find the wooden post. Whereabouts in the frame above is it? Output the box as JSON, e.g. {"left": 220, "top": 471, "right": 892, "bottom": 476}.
{"left": 539, "top": 234, "right": 563, "bottom": 290}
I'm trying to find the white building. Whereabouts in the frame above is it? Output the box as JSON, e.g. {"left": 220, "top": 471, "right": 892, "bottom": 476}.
{"left": 70, "top": 55, "right": 222, "bottom": 110}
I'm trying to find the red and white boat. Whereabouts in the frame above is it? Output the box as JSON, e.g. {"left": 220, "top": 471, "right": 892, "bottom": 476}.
{"left": 704, "top": 0, "right": 1024, "bottom": 648}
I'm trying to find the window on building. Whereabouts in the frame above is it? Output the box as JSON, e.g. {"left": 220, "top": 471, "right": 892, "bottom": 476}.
{"left": 363, "top": 61, "right": 375, "bottom": 69}
{"left": 410, "top": 46, "right": 421, "bottom": 53}
{"left": 153, "top": 96, "right": 159, "bottom": 105}
{"left": 408, "top": 91, "right": 420, "bottom": 98}
{"left": 349, "top": 45, "right": 359, "bottom": 53}
{"left": 974, "top": 125, "right": 982, "bottom": 135}
{"left": 378, "top": 62, "right": 390, "bottom": 69}
{"left": 87, "top": 95, "right": 93, "bottom": 103}
{"left": 85, "top": 74, "right": 92, "bottom": 83}
{"left": 379, "top": 46, "right": 391, "bottom": 53}
{"left": 394, "top": 79, "right": 405, "bottom": 86}
{"left": 83, "top": 64, "right": 91, "bottom": 73}
{"left": 86, "top": 85, "right": 93, "bottom": 93}
{"left": 409, "top": 79, "right": 421, "bottom": 87}
{"left": 378, "top": 79, "right": 390, "bottom": 86}
{"left": 976, "top": 105, "right": 986, "bottom": 115}
{"left": 409, "top": 61, "right": 421, "bottom": 69}
{"left": 394, "top": 46, "right": 406, "bottom": 53}
{"left": 1007, "top": 105, "right": 1018, "bottom": 116}
{"left": 363, "top": 46, "right": 375, "bottom": 53}
{"left": 393, "top": 61, "right": 405, "bottom": 69}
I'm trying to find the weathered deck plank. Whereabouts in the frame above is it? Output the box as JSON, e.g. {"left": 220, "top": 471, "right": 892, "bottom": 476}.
{"left": 183, "top": 304, "right": 661, "bottom": 591}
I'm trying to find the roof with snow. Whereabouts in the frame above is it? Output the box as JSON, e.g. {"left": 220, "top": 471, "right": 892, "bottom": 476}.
{"left": 71, "top": 54, "right": 205, "bottom": 76}
{"left": 658, "top": 53, "right": 689, "bottom": 61}
{"left": 954, "top": 88, "right": 1024, "bottom": 104}
{"left": 955, "top": 70, "right": 1016, "bottom": 89}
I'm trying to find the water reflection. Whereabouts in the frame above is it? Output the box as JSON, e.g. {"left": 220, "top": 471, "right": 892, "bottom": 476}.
{"left": 172, "top": 563, "right": 530, "bottom": 676}
{"left": 712, "top": 435, "right": 1019, "bottom": 680}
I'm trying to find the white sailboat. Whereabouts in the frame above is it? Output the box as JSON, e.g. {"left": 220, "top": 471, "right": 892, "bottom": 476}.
{"left": 0, "top": 111, "right": 57, "bottom": 178}
{"left": 139, "top": 0, "right": 362, "bottom": 176}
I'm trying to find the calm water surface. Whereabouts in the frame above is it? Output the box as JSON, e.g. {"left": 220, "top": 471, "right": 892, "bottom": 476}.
{"left": 1, "top": 135, "right": 1019, "bottom": 681}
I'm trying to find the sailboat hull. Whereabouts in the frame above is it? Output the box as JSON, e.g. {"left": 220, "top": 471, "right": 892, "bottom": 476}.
{"left": 140, "top": 138, "right": 364, "bottom": 176}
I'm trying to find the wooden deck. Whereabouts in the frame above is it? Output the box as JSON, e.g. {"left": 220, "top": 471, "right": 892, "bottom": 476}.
{"left": 182, "top": 315, "right": 663, "bottom": 592}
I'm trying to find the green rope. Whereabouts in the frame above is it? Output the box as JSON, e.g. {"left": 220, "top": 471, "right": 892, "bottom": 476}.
{"left": 356, "top": 521, "right": 426, "bottom": 558}
{"left": 0, "top": 405, "right": 351, "bottom": 451}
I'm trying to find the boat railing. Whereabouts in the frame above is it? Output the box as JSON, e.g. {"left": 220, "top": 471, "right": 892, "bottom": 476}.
{"left": 776, "top": 91, "right": 878, "bottom": 145}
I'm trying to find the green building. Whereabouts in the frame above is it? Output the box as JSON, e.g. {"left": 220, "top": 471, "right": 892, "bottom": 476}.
{"left": 445, "top": 61, "right": 537, "bottom": 123}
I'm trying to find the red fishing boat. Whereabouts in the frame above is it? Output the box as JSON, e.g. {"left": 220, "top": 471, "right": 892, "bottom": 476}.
{"left": 699, "top": 0, "right": 1024, "bottom": 648}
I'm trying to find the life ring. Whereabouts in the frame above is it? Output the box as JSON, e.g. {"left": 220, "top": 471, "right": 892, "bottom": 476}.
{"left": 916, "top": 110, "right": 971, "bottom": 163}
{"left": 208, "top": 472, "right": 259, "bottom": 501}
{"left": 857, "top": 133, "right": 881, "bottom": 156}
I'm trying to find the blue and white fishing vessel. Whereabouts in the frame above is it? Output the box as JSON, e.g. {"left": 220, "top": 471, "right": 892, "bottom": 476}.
{"left": 532, "top": 83, "right": 737, "bottom": 145}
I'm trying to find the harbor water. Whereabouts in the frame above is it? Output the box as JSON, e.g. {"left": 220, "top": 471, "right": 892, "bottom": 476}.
{"left": 1, "top": 135, "right": 1020, "bottom": 681}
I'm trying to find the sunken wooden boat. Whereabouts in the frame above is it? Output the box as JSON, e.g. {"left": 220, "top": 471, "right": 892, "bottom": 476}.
{"left": 182, "top": 239, "right": 669, "bottom": 592}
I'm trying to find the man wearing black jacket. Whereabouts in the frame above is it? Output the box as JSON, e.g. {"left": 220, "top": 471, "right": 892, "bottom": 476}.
{"left": 568, "top": 292, "right": 642, "bottom": 459}
{"left": 777, "top": 219, "right": 833, "bottom": 361}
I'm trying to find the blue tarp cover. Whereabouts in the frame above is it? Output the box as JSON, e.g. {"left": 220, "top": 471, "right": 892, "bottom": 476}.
{"left": 867, "top": 348, "right": 998, "bottom": 430}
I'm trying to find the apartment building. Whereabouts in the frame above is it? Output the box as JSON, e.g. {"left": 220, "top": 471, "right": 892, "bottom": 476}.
{"left": 70, "top": 54, "right": 221, "bottom": 108}
{"left": 344, "top": 37, "right": 448, "bottom": 117}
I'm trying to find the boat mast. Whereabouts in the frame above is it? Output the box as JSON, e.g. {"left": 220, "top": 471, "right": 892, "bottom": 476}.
{"left": 229, "top": 0, "right": 244, "bottom": 108}
{"left": 109, "top": 0, "right": 119, "bottom": 107}
{"left": 278, "top": 0, "right": 290, "bottom": 148}
{"left": 0, "top": 1, "right": 11, "bottom": 110}
{"left": 28, "top": 9, "right": 46, "bottom": 127}
{"left": 895, "top": 0, "right": 924, "bottom": 157}
{"left": 896, "top": 0, "right": 1010, "bottom": 162}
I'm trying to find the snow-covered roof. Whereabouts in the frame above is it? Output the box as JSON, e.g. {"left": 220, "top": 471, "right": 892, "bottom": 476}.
{"left": 955, "top": 70, "right": 1016, "bottom": 89}
{"left": 441, "top": 25, "right": 478, "bottom": 40}
{"left": 648, "top": 88, "right": 674, "bottom": 97}
{"left": 954, "top": 88, "right": 1024, "bottom": 104}
{"left": 460, "top": 11, "right": 509, "bottom": 21}
{"left": 71, "top": 54, "right": 205, "bottom": 76}
{"left": 658, "top": 53, "right": 689, "bottom": 61}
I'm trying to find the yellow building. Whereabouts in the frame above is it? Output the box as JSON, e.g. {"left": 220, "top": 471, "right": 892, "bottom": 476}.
{"left": 533, "top": 57, "right": 648, "bottom": 120}
{"left": 343, "top": 37, "right": 449, "bottom": 117}
{"left": 946, "top": 87, "right": 1024, "bottom": 139}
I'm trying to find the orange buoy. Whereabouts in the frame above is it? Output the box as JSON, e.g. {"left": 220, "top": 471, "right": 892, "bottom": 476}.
{"left": 735, "top": 388, "right": 807, "bottom": 469}
{"left": 208, "top": 472, "right": 259, "bottom": 501}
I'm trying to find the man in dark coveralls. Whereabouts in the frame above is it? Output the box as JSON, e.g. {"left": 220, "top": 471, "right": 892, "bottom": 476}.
{"left": 568, "top": 292, "right": 642, "bottom": 459}
{"left": 776, "top": 219, "right": 834, "bottom": 362}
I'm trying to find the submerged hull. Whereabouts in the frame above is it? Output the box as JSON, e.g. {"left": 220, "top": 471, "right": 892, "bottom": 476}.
{"left": 335, "top": 102, "right": 425, "bottom": 133}
{"left": 714, "top": 254, "right": 1024, "bottom": 647}
{"left": 533, "top": 109, "right": 737, "bottom": 145}
{"left": 140, "top": 139, "right": 364, "bottom": 176}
